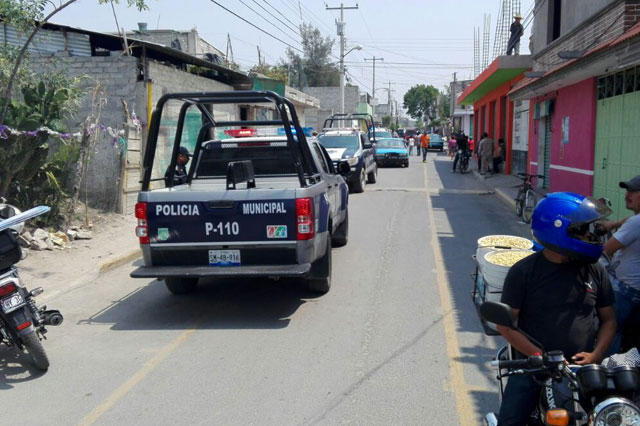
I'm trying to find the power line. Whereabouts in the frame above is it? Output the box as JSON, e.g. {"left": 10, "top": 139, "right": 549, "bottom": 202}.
{"left": 207, "top": 0, "right": 303, "bottom": 53}
{"left": 237, "top": 0, "right": 302, "bottom": 46}
{"left": 252, "top": 0, "right": 302, "bottom": 37}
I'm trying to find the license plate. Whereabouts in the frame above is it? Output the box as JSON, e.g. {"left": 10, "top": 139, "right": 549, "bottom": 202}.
{"left": 1, "top": 293, "right": 24, "bottom": 313}
{"left": 208, "top": 250, "right": 241, "bottom": 266}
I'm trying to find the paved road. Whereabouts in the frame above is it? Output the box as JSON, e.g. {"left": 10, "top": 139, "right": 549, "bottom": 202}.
{"left": 2, "top": 152, "right": 530, "bottom": 426}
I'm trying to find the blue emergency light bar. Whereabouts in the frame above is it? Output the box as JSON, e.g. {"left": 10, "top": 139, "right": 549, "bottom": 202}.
{"left": 277, "top": 127, "right": 313, "bottom": 137}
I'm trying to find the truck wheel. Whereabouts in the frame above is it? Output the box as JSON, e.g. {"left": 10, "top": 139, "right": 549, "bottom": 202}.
{"left": 352, "top": 169, "right": 365, "bottom": 193}
{"left": 23, "top": 331, "right": 49, "bottom": 370}
{"left": 164, "top": 277, "right": 198, "bottom": 295}
{"left": 331, "top": 210, "right": 349, "bottom": 247}
{"left": 367, "top": 164, "right": 377, "bottom": 184}
{"left": 306, "top": 238, "right": 332, "bottom": 294}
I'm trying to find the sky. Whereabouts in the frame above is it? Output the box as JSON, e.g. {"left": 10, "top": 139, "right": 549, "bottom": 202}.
{"left": 48, "top": 0, "right": 535, "bottom": 116}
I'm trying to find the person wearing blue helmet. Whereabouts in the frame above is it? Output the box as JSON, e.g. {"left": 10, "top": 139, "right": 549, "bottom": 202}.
{"left": 496, "top": 192, "right": 616, "bottom": 426}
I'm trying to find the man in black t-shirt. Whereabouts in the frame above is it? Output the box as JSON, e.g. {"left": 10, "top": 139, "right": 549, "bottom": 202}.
{"left": 164, "top": 146, "right": 191, "bottom": 187}
{"left": 496, "top": 192, "right": 616, "bottom": 426}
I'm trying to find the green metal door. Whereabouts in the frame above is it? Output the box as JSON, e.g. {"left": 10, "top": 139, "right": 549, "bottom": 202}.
{"left": 594, "top": 69, "right": 640, "bottom": 220}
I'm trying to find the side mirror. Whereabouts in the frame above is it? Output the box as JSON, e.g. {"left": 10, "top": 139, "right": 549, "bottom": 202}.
{"left": 363, "top": 143, "right": 373, "bottom": 150}
{"left": 479, "top": 302, "right": 516, "bottom": 329}
{"left": 336, "top": 161, "right": 351, "bottom": 177}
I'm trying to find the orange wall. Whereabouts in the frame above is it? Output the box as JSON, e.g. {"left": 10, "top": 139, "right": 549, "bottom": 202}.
{"left": 471, "top": 74, "right": 524, "bottom": 174}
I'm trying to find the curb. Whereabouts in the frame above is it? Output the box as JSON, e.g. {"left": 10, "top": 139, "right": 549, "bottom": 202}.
{"left": 495, "top": 187, "right": 516, "bottom": 209}
{"left": 98, "top": 248, "right": 141, "bottom": 275}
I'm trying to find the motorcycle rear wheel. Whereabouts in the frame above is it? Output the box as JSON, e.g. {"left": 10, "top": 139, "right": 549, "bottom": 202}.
{"left": 22, "top": 331, "right": 49, "bottom": 370}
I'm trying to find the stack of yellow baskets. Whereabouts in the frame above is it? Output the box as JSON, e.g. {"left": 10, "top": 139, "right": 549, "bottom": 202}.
{"left": 476, "top": 235, "right": 534, "bottom": 303}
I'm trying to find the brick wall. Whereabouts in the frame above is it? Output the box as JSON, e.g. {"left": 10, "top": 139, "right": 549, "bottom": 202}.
{"left": 533, "top": 1, "right": 629, "bottom": 71}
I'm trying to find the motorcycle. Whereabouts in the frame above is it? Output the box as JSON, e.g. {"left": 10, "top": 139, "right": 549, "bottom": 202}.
{"left": 459, "top": 149, "right": 470, "bottom": 174}
{"left": 0, "top": 200, "right": 63, "bottom": 370}
{"left": 480, "top": 301, "right": 640, "bottom": 426}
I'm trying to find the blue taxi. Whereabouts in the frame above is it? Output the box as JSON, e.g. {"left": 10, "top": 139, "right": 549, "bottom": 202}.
{"left": 375, "top": 138, "right": 409, "bottom": 167}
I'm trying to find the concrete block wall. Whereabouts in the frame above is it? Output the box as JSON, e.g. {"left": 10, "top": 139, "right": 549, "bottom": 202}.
{"left": 147, "top": 61, "right": 237, "bottom": 181}
{"left": 303, "top": 87, "right": 360, "bottom": 117}
{"left": 31, "top": 54, "right": 141, "bottom": 211}
{"left": 532, "top": 1, "right": 639, "bottom": 71}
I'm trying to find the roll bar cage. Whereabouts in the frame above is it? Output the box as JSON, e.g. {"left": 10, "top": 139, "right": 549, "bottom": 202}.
{"left": 141, "top": 90, "right": 317, "bottom": 191}
{"left": 322, "top": 113, "right": 375, "bottom": 133}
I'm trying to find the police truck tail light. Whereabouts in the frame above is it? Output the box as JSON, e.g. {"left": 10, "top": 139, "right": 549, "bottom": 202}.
{"left": 224, "top": 129, "right": 257, "bottom": 138}
{"left": 135, "top": 202, "right": 149, "bottom": 244}
{"left": 296, "top": 198, "right": 314, "bottom": 240}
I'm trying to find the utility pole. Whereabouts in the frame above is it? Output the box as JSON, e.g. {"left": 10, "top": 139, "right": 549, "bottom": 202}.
{"left": 257, "top": 46, "right": 262, "bottom": 66}
{"left": 364, "top": 56, "right": 383, "bottom": 120}
{"left": 326, "top": 3, "right": 359, "bottom": 114}
{"left": 451, "top": 72, "right": 457, "bottom": 131}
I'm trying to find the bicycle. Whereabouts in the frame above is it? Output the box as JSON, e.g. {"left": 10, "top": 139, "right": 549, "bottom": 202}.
{"left": 514, "top": 173, "right": 544, "bottom": 223}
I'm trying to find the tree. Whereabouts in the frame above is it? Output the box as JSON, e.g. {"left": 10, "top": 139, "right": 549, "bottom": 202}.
{"left": 439, "top": 87, "right": 451, "bottom": 119}
{"left": 249, "top": 63, "right": 288, "bottom": 83}
{"left": 403, "top": 84, "right": 439, "bottom": 123}
{"left": 284, "top": 23, "right": 339, "bottom": 89}
{"left": 0, "top": 0, "right": 149, "bottom": 125}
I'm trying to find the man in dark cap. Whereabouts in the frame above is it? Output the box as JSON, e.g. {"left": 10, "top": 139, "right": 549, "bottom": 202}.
{"left": 603, "top": 174, "right": 640, "bottom": 353}
{"left": 506, "top": 13, "right": 524, "bottom": 55}
{"left": 164, "top": 146, "right": 191, "bottom": 186}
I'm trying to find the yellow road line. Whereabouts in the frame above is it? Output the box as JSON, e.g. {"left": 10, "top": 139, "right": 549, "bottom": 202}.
{"left": 423, "top": 165, "right": 475, "bottom": 425}
{"left": 78, "top": 326, "right": 198, "bottom": 426}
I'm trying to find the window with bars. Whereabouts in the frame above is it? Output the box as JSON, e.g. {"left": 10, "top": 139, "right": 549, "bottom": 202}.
{"left": 598, "top": 66, "right": 640, "bottom": 100}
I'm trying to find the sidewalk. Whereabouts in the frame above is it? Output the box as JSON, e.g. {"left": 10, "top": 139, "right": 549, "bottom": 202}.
{"left": 468, "top": 158, "right": 547, "bottom": 209}
{"left": 17, "top": 214, "right": 140, "bottom": 303}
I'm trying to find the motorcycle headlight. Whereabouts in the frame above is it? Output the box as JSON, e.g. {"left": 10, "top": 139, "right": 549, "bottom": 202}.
{"left": 346, "top": 157, "right": 359, "bottom": 166}
{"left": 593, "top": 397, "right": 640, "bottom": 426}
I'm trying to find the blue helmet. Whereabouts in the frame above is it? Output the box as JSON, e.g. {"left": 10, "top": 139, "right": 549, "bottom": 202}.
{"left": 531, "top": 192, "right": 611, "bottom": 263}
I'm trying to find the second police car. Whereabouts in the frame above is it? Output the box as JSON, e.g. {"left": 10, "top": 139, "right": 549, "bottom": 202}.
{"left": 316, "top": 128, "right": 378, "bottom": 193}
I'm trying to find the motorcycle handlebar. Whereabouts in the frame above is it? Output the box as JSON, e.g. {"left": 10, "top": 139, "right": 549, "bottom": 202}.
{"left": 492, "top": 355, "right": 545, "bottom": 370}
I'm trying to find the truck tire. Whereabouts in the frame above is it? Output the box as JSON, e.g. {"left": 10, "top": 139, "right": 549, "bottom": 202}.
{"left": 367, "top": 164, "right": 377, "bottom": 184}
{"left": 331, "top": 210, "right": 349, "bottom": 247}
{"left": 306, "top": 237, "right": 332, "bottom": 294}
{"left": 351, "top": 169, "right": 366, "bottom": 193}
{"left": 164, "top": 277, "right": 198, "bottom": 295}
{"left": 23, "top": 330, "right": 49, "bottom": 370}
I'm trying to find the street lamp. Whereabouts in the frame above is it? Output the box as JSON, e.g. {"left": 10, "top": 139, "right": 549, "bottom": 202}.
{"left": 340, "top": 44, "right": 362, "bottom": 113}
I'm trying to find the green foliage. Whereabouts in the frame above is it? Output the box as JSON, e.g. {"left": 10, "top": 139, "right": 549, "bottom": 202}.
{"left": 2, "top": 72, "right": 83, "bottom": 131}
{"left": 285, "top": 23, "right": 339, "bottom": 89}
{"left": 381, "top": 115, "right": 393, "bottom": 128}
{"left": 403, "top": 84, "right": 439, "bottom": 122}
{"left": 7, "top": 134, "right": 80, "bottom": 228}
{"left": 249, "top": 63, "right": 288, "bottom": 83}
{"left": 439, "top": 86, "right": 451, "bottom": 119}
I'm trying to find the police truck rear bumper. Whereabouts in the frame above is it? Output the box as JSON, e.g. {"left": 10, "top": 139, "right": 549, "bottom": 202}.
{"left": 130, "top": 263, "right": 312, "bottom": 279}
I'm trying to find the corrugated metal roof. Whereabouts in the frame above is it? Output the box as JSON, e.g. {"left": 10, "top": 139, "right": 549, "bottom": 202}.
{"left": 1, "top": 23, "right": 91, "bottom": 56}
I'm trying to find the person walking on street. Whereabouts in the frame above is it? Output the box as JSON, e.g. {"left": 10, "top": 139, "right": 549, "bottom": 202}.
{"left": 478, "top": 132, "right": 494, "bottom": 175}
{"left": 601, "top": 175, "right": 640, "bottom": 354}
{"left": 448, "top": 135, "right": 457, "bottom": 159}
{"left": 416, "top": 131, "right": 422, "bottom": 157}
{"left": 451, "top": 133, "right": 469, "bottom": 172}
{"left": 497, "top": 193, "right": 616, "bottom": 426}
{"left": 408, "top": 135, "right": 415, "bottom": 156}
{"left": 506, "top": 13, "right": 524, "bottom": 55}
{"left": 421, "top": 132, "right": 430, "bottom": 162}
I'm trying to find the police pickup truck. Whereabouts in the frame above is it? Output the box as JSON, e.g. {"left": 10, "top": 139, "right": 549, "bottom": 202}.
{"left": 319, "top": 113, "right": 378, "bottom": 193}
{"left": 130, "top": 91, "right": 350, "bottom": 295}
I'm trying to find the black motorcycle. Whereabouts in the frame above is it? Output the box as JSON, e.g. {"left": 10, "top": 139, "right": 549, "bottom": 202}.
{"left": 459, "top": 149, "right": 470, "bottom": 174}
{"left": 480, "top": 301, "right": 640, "bottom": 426}
{"left": 0, "top": 203, "right": 63, "bottom": 370}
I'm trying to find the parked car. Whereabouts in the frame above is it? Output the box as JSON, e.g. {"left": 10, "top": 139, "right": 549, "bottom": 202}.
{"left": 427, "top": 133, "right": 444, "bottom": 152}
{"left": 318, "top": 129, "right": 378, "bottom": 193}
{"left": 369, "top": 126, "right": 394, "bottom": 141}
{"left": 375, "top": 138, "right": 409, "bottom": 167}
